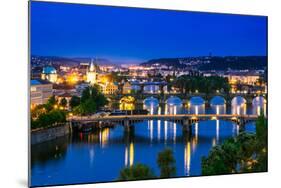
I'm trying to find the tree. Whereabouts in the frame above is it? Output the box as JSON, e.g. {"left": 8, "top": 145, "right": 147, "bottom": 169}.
{"left": 256, "top": 114, "right": 267, "bottom": 150}
{"left": 60, "top": 98, "right": 67, "bottom": 108}
{"left": 119, "top": 163, "right": 155, "bottom": 181}
{"left": 173, "top": 75, "right": 230, "bottom": 94}
{"left": 69, "top": 96, "right": 80, "bottom": 109}
{"left": 202, "top": 116, "right": 268, "bottom": 175}
{"left": 252, "top": 114, "right": 268, "bottom": 172}
{"left": 31, "top": 109, "right": 66, "bottom": 129}
{"left": 44, "top": 96, "right": 57, "bottom": 111}
{"left": 73, "top": 85, "right": 108, "bottom": 115}
{"left": 202, "top": 146, "right": 231, "bottom": 175}
{"left": 157, "top": 148, "right": 176, "bottom": 178}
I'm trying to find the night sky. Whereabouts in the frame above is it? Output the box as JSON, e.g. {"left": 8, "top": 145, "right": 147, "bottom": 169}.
{"left": 31, "top": 1, "right": 267, "bottom": 63}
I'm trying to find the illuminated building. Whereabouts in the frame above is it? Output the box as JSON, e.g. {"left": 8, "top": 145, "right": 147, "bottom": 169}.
{"left": 86, "top": 59, "right": 97, "bottom": 85}
{"left": 66, "top": 72, "right": 80, "bottom": 85}
{"left": 30, "top": 79, "right": 53, "bottom": 108}
{"left": 225, "top": 72, "right": 260, "bottom": 85}
{"left": 122, "top": 82, "right": 132, "bottom": 94}
{"left": 101, "top": 82, "right": 119, "bottom": 94}
{"left": 120, "top": 96, "right": 135, "bottom": 110}
{"left": 41, "top": 66, "right": 58, "bottom": 83}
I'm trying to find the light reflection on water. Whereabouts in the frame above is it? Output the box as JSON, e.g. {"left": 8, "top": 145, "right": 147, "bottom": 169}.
{"left": 31, "top": 118, "right": 256, "bottom": 186}
{"left": 31, "top": 98, "right": 264, "bottom": 186}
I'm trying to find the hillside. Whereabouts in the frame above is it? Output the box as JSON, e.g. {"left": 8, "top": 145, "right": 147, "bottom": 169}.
{"left": 141, "top": 56, "right": 267, "bottom": 70}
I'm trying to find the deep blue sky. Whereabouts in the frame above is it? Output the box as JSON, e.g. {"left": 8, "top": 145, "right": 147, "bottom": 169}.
{"left": 31, "top": 1, "right": 267, "bottom": 63}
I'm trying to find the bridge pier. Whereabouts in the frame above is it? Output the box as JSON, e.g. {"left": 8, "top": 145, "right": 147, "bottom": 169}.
{"left": 69, "top": 121, "right": 73, "bottom": 133}
{"left": 237, "top": 118, "right": 246, "bottom": 132}
{"left": 182, "top": 119, "right": 192, "bottom": 135}
{"left": 123, "top": 119, "right": 135, "bottom": 133}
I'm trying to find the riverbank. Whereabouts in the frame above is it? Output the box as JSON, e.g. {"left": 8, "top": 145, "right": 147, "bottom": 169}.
{"left": 31, "top": 123, "right": 71, "bottom": 145}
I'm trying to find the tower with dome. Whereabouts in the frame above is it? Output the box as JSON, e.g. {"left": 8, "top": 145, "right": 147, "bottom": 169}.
{"left": 41, "top": 66, "right": 58, "bottom": 83}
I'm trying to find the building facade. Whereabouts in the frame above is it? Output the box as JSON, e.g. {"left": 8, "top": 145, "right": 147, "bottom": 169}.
{"left": 122, "top": 82, "right": 132, "bottom": 94}
{"left": 30, "top": 80, "right": 53, "bottom": 108}
{"left": 224, "top": 72, "right": 260, "bottom": 85}
{"left": 101, "top": 82, "right": 119, "bottom": 94}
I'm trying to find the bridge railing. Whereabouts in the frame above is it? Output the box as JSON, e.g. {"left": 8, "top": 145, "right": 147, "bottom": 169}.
{"left": 68, "top": 114, "right": 259, "bottom": 122}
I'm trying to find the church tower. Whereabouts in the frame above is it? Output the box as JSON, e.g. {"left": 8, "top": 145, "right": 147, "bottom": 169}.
{"left": 86, "top": 59, "right": 97, "bottom": 85}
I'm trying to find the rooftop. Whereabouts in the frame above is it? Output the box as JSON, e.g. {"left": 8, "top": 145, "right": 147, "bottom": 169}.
{"left": 31, "top": 79, "right": 52, "bottom": 85}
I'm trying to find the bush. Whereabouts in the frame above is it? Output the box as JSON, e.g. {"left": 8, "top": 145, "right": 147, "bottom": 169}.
{"left": 119, "top": 163, "right": 155, "bottom": 181}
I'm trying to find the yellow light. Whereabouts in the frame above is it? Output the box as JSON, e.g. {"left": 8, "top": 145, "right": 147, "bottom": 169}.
{"left": 129, "top": 142, "right": 134, "bottom": 167}
{"left": 120, "top": 96, "right": 135, "bottom": 110}
{"left": 66, "top": 72, "right": 80, "bottom": 85}
{"left": 54, "top": 105, "right": 58, "bottom": 109}
{"left": 211, "top": 116, "right": 217, "bottom": 120}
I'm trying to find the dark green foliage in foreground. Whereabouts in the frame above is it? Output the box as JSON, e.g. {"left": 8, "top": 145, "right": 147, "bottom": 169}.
{"left": 157, "top": 148, "right": 176, "bottom": 178}
{"left": 118, "top": 163, "right": 155, "bottom": 181}
{"left": 44, "top": 96, "right": 57, "bottom": 112}
{"left": 73, "top": 85, "right": 108, "bottom": 115}
{"left": 31, "top": 96, "right": 66, "bottom": 129}
{"left": 69, "top": 96, "right": 80, "bottom": 109}
{"left": 118, "top": 148, "right": 176, "bottom": 180}
{"left": 173, "top": 75, "right": 230, "bottom": 94}
{"left": 202, "top": 115, "right": 268, "bottom": 175}
{"left": 59, "top": 97, "right": 67, "bottom": 108}
{"left": 73, "top": 99, "right": 97, "bottom": 115}
{"left": 31, "top": 109, "right": 66, "bottom": 129}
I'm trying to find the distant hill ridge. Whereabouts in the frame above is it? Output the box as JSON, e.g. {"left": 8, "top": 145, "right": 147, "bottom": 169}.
{"left": 31, "top": 55, "right": 115, "bottom": 66}
{"left": 141, "top": 56, "right": 267, "bottom": 70}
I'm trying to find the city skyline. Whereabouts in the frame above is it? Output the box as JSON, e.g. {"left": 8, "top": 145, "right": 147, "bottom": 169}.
{"left": 31, "top": 2, "right": 267, "bottom": 64}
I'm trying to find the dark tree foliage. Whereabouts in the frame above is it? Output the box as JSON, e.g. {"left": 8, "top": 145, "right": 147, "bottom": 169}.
{"left": 118, "top": 163, "right": 155, "bottom": 181}
{"left": 173, "top": 75, "right": 230, "bottom": 94}
{"left": 60, "top": 97, "right": 67, "bottom": 107}
{"left": 141, "top": 56, "right": 267, "bottom": 71}
{"left": 198, "top": 56, "right": 267, "bottom": 71}
{"left": 74, "top": 85, "right": 108, "bottom": 115}
{"left": 202, "top": 116, "right": 268, "bottom": 175}
{"left": 44, "top": 96, "right": 58, "bottom": 112}
{"left": 31, "top": 96, "right": 67, "bottom": 129}
{"left": 110, "top": 72, "right": 128, "bottom": 83}
{"left": 157, "top": 148, "right": 176, "bottom": 178}
{"left": 69, "top": 96, "right": 80, "bottom": 109}
{"left": 31, "top": 109, "right": 66, "bottom": 129}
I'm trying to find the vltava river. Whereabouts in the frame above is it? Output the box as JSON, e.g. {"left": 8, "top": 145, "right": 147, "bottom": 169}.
{"left": 31, "top": 96, "right": 264, "bottom": 186}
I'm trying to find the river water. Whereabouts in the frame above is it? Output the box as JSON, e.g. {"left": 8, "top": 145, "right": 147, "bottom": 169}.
{"left": 31, "top": 96, "right": 264, "bottom": 186}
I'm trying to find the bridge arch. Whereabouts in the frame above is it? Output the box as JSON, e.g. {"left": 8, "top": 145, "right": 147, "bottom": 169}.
{"left": 143, "top": 83, "right": 160, "bottom": 94}
{"left": 166, "top": 96, "right": 182, "bottom": 105}
{"left": 210, "top": 96, "right": 226, "bottom": 114}
{"left": 143, "top": 97, "right": 159, "bottom": 114}
{"left": 188, "top": 96, "right": 205, "bottom": 114}
{"left": 143, "top": 96, "right": 159, "bottom": 106}
{"left": 231, "top": 96, "right": 247, "bottom": 115}
{"left": 252, "top": 96, "right": 267, "bottom": 115}
{"left": 165, "top": 96, "right": 183, "bottom": 114}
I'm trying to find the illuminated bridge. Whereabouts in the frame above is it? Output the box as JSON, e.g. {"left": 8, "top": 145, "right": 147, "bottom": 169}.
{"left": 68, "top": 114, "right": 259, "bottom": 132}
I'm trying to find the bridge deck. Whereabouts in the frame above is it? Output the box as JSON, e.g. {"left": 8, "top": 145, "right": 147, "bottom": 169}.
{"left": 68, "top": 114, "right": 258, "bottom": 122}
